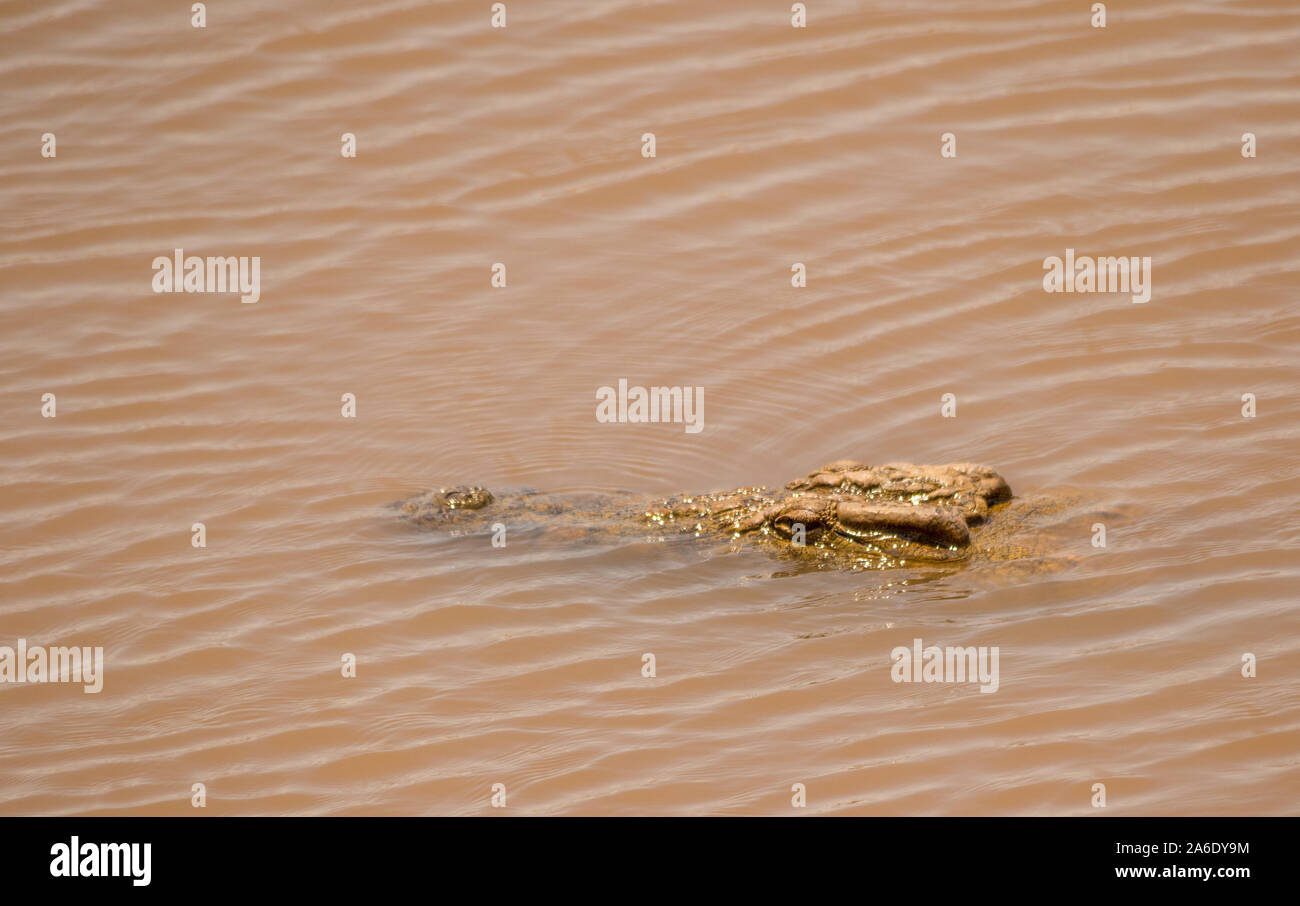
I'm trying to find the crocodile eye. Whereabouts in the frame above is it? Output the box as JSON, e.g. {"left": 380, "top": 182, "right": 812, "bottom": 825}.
{"left": 772, "top": 508, "right": 827, "bottom": 540}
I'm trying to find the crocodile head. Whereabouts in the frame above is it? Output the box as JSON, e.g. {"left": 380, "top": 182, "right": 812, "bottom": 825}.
{"left": 397, "top": 485, "right": 496, "bottom": 526}
{"left": 646, "top": 461, "right": 1013, "bottom": 564}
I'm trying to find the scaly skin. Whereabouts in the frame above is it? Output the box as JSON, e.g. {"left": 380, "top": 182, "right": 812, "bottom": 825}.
{"left": 395, "top": 461, "right": 1017, "bottom": 569}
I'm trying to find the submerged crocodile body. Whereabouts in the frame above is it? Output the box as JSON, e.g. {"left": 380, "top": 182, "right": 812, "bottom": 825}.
{"left": 397, "top": 461, "right": 1018, "bottom": 568}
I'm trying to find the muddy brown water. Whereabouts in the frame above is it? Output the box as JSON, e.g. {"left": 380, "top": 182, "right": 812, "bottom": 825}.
{"left": 1, "top": 0, "right": 1297, "bottom": 815}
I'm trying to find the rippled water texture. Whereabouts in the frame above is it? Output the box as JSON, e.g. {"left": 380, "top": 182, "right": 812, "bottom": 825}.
{"left": 1, "top": 0, "right": 1298, "bottom": 815}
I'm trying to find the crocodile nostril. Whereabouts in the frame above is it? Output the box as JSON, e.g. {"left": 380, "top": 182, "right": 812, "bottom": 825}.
{"left": 442, "top": 486, "right": 494, "bottom": 510}
{"left": 977, "top": 476, "right": 1012, "bottom": 503}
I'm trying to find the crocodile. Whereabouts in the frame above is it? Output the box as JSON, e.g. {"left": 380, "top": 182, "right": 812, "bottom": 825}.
{"left": 395, "top": 461, "right": 1021, "bottom": 569}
